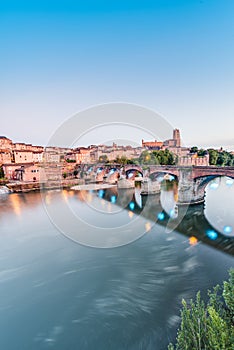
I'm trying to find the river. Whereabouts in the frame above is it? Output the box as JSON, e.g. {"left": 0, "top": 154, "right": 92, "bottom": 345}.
{"left": 0, "top": 177, "right": 233, "bottom": 349}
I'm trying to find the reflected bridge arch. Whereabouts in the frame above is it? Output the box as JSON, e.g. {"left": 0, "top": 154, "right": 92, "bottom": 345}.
{"left": 193, "top": 174, "right": 234, "bottom": 203}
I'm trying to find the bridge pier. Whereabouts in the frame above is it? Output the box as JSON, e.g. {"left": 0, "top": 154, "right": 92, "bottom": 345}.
{"left": 177, "top": 168, "right": 205, "bottom": 205}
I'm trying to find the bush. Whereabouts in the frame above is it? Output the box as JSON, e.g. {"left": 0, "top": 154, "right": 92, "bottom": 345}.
{"left": 168, "top": 269, "right": 234, "bottom": 350}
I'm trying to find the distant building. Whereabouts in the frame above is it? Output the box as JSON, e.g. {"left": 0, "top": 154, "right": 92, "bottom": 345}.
{"left": 0, "top": 137, "right": 45, "bottom": 166}
{"left": 44, "top": 146, "right": 72, "bottom": 163}
{"left": 142, "top": 129, "right": 181, "bottom": 150}
{"left": 163, "top": 128, "right": 181, "bottom": 148}
{"left": 0, "top": 136, "right": 13, "bottom": 149}
{"left": 68, "top": 148, "right": 91, "bottom": 164}
{"left": 173, "top": 129, "right": 181, "bottom": 147}
{"left": 3, "top": 163, "right": 41, "bottom": 181}
{"left": 44, "top": 151, "right": 61, "bottom": 163}
{"left": 141, "top": 129, "right": 209, "bottom": 166}
{"left": 33, "top": 151, "right": 43, "bottom": 163}
{"left": 13, "top": 143, "right": 28, "bottom": 151}
{"left": 0, "top": 150, "right": 12, "bottom": 164}
{"left": 12, "top": 150, "right": 34, "bottom": 164}
{"left": 162, "top": 146, "right": 190, "bottom": 157}
{"left": 178, "top": 153, "right": 209, "bottom": 166}
{"left": 31, "top": 145, "right": 44, "bottom": 153}
{"left": 142, "top": 140, "right": 163, "bottom": 150}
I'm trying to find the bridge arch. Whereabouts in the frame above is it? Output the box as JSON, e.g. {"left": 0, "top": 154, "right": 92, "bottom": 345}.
{"left": 149, "top": 171, "right": 178, "bottom": 182}
{"left": 194, "top": 174, "right": 234, "bottom": 194}
{"left": 124, "top": 166, "right": 143, "bottom": 179}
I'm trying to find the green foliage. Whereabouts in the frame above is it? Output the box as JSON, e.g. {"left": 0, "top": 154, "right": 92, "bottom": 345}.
{"left": 126, "top": 158, "right": 139, "bottom": 165}
{"left": 62, "top": 172, "right": 67, "bottom": 179}
{"left": 190, "top": 146, "right": 198, "bottom": 154}
{"left": 188, "top": 147, "right": 234, "bottom": 166}
{"left": 168, "top": 269, "right": 234, "bottom": 350}
{"left": 99, "top": 155, "right": 109, "bottom": 163}
{"left": 114, "top": 155, "right": 128, "bottom": 165}
{"left": 66, "top": 159, "right": 76, "bottom": 163}
{"left": 176, "top": 293, "right": 207, "bottom": 350}
{"left": 139, "top": 149, "right": 175, "bottom": 165}
{"left": 0, "top": 166, "right": 4, "bottom": 179}
{"left": 207, "top": 149, "right": 234, "bottom": 166}
{"left": 223, "top": 268, "right": 234, "bottom": 326}
{"left": 206, "top": 306, "right": 230, "bottom": 349}
{"left": 197, "top": 149, "right": 207, "bottom": 157}
{"left": 208, "top": 149, "right": 219, "bottom": 165}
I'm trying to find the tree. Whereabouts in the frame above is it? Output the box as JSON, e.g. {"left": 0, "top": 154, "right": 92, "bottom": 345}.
{"left": 99, "top": 155, "right": 109, "bottom": 163}
{"left": 73, "top": 170, "right": 78, "bottom": 178}
{"left": 139, "top": 150, "right": 151, "bottom": 165}
{"left": 190, "top": 146, "right": 198, "bottom": 154}
{"left": 208, "top": 149, "right": 219, "bottom": 165}
{"left": 0, "top": 166, "right": 4, "bottom": 179}
{"left": 168, "top": 269, "right": 234, "bottom": 350}
{"left": 126, "top": 158, "right": 139, "bottom": 165}
{"left": 217, "top": 152, "right": 229, "bottom": 166}
{"left": 197, "top": 149, "right": 207, "bottom": 157}
{"left": 151, "top": 149, "right": 175, "bottom": 165}
{"left": 226, "top": 153, "right": 234, "bottom": 166}
{"left": 118, "top": 156, "right": 128, "bottom": 165}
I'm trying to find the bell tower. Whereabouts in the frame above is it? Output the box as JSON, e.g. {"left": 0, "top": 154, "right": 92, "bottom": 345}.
{"left": 173, "top": 129, "right": 181, "bottom": 147}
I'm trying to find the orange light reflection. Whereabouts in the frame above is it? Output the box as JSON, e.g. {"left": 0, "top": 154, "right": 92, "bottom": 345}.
{"left": 189, "top": 236, "right": 198, "bottom": 246}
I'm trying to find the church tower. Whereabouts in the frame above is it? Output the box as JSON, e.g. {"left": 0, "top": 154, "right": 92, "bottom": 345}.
{"left": 173, "top": 129, "right": 181, "bottom": 147}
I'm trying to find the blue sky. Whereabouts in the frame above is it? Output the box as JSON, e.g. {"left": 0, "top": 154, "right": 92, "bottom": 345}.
{"left": 0, "top": 0, "right": 234, "bottom": 149}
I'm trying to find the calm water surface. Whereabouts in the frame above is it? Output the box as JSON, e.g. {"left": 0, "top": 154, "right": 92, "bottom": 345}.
{"left": 0, "top": 177, "right": 233, "bottom": 350}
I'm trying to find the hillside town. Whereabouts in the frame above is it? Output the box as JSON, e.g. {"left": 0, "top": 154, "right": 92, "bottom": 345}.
{"left": 0, "top": 129, "right": 212, "bottom": 183}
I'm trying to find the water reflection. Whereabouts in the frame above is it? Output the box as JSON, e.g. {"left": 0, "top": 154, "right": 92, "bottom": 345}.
{"left": 204, "top": 177, "right": 234, "bottom": 237}
{"left": 160, "top": 180, "right": 178, "bottom": 219}
{"left": 0, "top": 192, "right": 42, "bottom": 220}
{"left": 98, "top": 181, "right": 234, "bottom": 255}
{"left": 189, "top": 236, "right": 198, "bottom": 246}
{"left": 0, "top": 186, "right": 233, "bottom": 350}
{"left": 0, "top": 178, "right": 234, "bottom": 254}
{"left": 9, "top": 194, "right": 22, "bottom": 217}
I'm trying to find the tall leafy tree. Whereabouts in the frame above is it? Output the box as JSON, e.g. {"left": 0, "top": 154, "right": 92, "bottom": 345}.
{"left": 168, "top": 269, "right": 234, "bottom": 350}
{"left": 208, "top": 149, "right": 219, "bottom": 165}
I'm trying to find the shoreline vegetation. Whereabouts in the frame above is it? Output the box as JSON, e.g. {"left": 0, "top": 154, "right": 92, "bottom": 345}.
{"left": 168, "top": 269, "right": 234, "bottom": 350}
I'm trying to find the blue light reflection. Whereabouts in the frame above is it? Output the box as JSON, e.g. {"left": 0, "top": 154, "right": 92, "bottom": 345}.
{"left": 129, "top": 202, "right": 135, "bottom": 211}
{"left": 157, "top": 212, "right": 165, "bottom": 221}
{"left": 110, "top": 195, "right": 117, "bottom": 204}
{"left": 98, "top": 189, "right": 105, "bottom": 198}
{"left": 206, "top": 230, "right": 218, "bottom": 240}
{"left": 223, "top": 225, "right": 232, "bottom": 234}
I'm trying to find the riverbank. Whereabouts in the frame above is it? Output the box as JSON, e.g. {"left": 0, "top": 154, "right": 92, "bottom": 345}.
{"left": 5, "top": 179, "right": 85, "bottom": 193}
{"left": 71, "top": 183, "right": 117, "bottom": 191}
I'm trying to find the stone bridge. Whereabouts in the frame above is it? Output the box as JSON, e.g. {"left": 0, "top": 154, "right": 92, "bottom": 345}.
{"left": 123, "top": 165, "right": 234, "bottom": 204}
{"left": 80, "top": 164, "right": 234, "bottom": 204}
